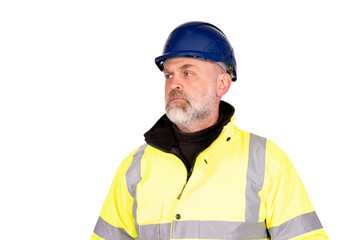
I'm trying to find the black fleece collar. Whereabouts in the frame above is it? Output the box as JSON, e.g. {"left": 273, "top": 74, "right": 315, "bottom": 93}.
{"left": 144, "top": 101, "right": 235, "bottom": 153}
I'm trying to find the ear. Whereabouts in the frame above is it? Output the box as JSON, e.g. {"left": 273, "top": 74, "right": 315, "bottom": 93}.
{"left": 216, "top": 73, "right": 232, "bottom": 98}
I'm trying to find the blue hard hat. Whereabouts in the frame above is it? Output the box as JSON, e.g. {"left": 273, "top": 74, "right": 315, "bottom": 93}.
{"left": 155, "top": 21, "right": 237, "bottom": 81}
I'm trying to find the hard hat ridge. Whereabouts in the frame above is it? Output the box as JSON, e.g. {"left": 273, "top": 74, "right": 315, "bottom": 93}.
{"left": 155, "top": 21, "right": 237, "bottom": 81}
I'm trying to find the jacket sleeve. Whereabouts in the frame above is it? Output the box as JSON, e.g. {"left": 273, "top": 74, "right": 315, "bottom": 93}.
{"left": 263, "top": 140, "right": 328, "bottom": 240}
{"left": 91, "top": 148, "right": 140, "bottom": 240}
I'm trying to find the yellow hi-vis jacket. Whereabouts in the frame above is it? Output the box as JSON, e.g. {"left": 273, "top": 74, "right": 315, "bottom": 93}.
{"left": 91, "top": 114, "right": 328, "bottom": 240}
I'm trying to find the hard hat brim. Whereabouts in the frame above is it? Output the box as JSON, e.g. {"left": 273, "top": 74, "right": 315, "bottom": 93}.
{"left": 155, "top": 51, "right": 237, "bottom": 81}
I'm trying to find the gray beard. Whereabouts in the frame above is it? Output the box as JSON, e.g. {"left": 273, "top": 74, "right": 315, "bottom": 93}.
{"left": 165, "top": 89, "right": 216, "bottom": 128}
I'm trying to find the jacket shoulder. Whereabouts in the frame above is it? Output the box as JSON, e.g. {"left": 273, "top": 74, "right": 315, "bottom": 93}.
{"left": 232, "top": 126, "right": 289, "bottom": 169}
{"left": 113, "top": 144, "right": 148, "bottom": 179}
{"left": 232, "top": 125, "right": 287, "bottom": 161}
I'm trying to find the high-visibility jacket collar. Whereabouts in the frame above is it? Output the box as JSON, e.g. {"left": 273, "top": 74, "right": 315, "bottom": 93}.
{"left": 144, "top": 101, "right": 235, "bottom": 154}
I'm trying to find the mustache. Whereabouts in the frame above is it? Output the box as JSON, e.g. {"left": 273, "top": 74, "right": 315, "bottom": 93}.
{"left": 166, "top": 90, "right": 191, "bottom": 104}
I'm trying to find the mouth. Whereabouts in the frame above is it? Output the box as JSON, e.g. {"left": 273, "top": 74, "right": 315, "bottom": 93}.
{"left": 170, "top": 98, "right": 186, "bottom": 102}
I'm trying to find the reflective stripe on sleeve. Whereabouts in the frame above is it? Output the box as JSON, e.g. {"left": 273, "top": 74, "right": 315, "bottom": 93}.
{"left": 94, "top": 216, "right": 135, "bottom": 240}
{"left": 268, "top": 211, "right": 323, "bottom": 240}
{"left": 245, "top": 133, "right": 267, "bottom": 222}
{"left": 125, "top": 144, "right": 147, "bottom": 224}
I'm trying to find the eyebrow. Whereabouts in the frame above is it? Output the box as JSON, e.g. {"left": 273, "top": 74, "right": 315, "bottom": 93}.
{"left": 180, "top": 64, "right": 195, "bottom": 70}
{"left": 163, "top": 64, "right": 196, "bottom": 73}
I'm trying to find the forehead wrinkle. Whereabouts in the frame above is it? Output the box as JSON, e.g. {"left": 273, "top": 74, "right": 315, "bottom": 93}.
{"left": 163, "top": 63, "right": 196, "bottom": 73}
{"left": 179, "top": 64, "right": 195, "bottom": 70}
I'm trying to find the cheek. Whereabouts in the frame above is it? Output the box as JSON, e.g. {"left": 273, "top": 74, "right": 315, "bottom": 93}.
{"left": 165, "top": 85, "right": 173, "bottom": 101}
{"left": 187, "top": 89, "right": 201, "bottom": 102}
{"left": 164, "top": 85, "right": 170, "bottom": 98}
{"left": 164, "top": 80, "right": 172, "bottom": 91}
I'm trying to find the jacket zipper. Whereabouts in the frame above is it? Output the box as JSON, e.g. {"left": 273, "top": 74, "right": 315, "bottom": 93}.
{"left": 171, "top": 145, "right": 208, "bottom": 200}
{"left": 147, "top": 142, "right": 196, "bottom": 200}
{"left": 170, "top": 145, "right": 195, "bottom": 199}
{"left": 169, "top": 144, "right": 191, "bottom": 177}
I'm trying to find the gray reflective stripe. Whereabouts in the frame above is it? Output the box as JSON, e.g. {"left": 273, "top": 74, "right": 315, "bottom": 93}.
{"left": 268, "top": 211, "right": 323, "bottom": 240}
{"left": 172, "top": 220, "right": 269, "bottom": 239}
{"left": 136, "top": 221, "right": 269, "bottom": 240}
{"left": 94, "top": 216, "right": 135, "bottom": 240}
{"left": 138, "top": 223, "right": 171, "bottom": 240}
{"left": 245, "top": 133, "right": 267, "bottom": 222}
{"left": 125, "top": 144, "right": 147, "bottom": 224}
{"left": 135, "top": 221, "right": 269, "bottom": 240}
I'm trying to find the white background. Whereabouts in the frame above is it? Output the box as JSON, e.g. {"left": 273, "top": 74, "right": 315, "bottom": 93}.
{"left": 1, "top": 0, "right": 359, "bottom": 239}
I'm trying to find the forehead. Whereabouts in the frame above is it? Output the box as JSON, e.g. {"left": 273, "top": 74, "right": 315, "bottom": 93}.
{"left": 163, "top": 57, "right": 213, "bottom": 71}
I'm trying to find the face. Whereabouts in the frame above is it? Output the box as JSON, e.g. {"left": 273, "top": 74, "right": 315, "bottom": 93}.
{"left": 163, "top": 58, "right": 220, "bottom": 128}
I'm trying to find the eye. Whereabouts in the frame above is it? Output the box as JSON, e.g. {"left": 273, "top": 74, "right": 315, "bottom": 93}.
{"left": 185, "top": 72, "right": 192, "bottom": 77}
{"left": 165, "top": 74, "right": 173, "bottom": 79}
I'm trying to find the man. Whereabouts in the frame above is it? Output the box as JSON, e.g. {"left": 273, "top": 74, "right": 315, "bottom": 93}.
{"left": 91, "top": 22, "right": 328, "bottom": 240}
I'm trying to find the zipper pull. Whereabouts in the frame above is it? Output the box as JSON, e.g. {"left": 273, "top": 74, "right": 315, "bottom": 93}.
{"left": 171, "top": 143, "right": 179, "bottom": 155}
{"left": 187, "top": 167, "right": 193, "bottom": 179}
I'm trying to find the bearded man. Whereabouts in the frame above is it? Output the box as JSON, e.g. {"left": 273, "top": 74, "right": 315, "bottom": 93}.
{"left": 91, "top": 22, "right": 328, "bottom": 240}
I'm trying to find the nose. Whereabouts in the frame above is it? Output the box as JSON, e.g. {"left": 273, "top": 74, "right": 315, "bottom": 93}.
{"left": 169, "top": 75, "right": 183, "bottom": 90}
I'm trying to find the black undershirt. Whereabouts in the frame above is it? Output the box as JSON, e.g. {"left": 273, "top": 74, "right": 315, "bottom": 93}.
{"left": 144, "top": 101, "right": 235, "bottom": 174}
{"left": 172, "top": 112, "right": 225, "bottom": 171}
